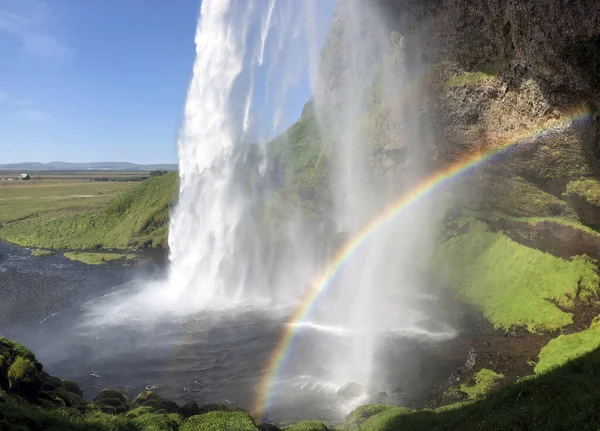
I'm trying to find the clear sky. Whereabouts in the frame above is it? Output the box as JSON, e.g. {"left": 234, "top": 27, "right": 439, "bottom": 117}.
{"left": 0, "top": 0, "right": 334, "bottom": 165}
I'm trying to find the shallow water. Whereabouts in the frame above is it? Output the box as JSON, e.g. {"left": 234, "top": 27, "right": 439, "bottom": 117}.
{"left": 0, "top": 241, "right": 466, "bottom": 421}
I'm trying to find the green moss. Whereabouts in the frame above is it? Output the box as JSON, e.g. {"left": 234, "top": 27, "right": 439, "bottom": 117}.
{"left": 341, "top": 405, "right": 405, "bottom": 431}
{"left": 181, "top": 411, "right": 259, "bottom": 431}
{"left": 536, "top": 316, "right": 600, "bottom": 374}
{"left": 446, "top": 71, "right": 494, "bottom": 88}
{"left": 131, "top": 413, "right": 182, "bottom": 431}
{"left": 83, "top": 410, "right": 138, "bottom": 431}
{"left": 8, "top": 357, "right": 38, "bottom": 384}
{"left": 449, "top": 369, "right": 504, "bottom": 401}
{"left": 565, "top": 178, "right": 600, "bottom": 207}
{"left": 31, "top": 249, "right": 53, "bottom": 257}
{"left": 0, "top": 337, "right": 36, "bottom": 362}
{"left": 434, "top": 218, "right": 600, "bottom": 331}
{"left": 360, "top": 407, "right": 413, "bottom": 430}
{"left": 460, "top": 174, "right": 578, "bottom": 219}
{"left": 62, "top": 380, "right": 83, "bottom": 398}
{"left": 344, "top": 404, "right": 394, "bottom": 428}
{"left": 282, "top": 420, "right": 329, "bottom": 431}
{"left": 125, "top": 406, "right": 155, "bottom": 419}
{"left": 63, "top": 252, "right": 136, "bottom": 265}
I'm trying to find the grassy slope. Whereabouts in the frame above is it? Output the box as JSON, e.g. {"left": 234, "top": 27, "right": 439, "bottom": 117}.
{"left": 433, "top": 217, "right": 600, "bottom": 332}
{"left": 536, "top": 316, "right": 600, "bottom": 374}
{"left": 0, "top": 173, "right": 178, "bottom": 249}
{"left": 345, "top": 347, "right": 600, "bottom": 431}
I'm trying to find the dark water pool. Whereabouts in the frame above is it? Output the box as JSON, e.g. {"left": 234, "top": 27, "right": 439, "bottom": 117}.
{"left": 0, "top": 241, "right": 467, "bottom": 422}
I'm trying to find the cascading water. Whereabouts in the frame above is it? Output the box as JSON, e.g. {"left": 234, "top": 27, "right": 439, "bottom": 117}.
{"left": 15, "top": 0, "right": 461, "bottom": 422}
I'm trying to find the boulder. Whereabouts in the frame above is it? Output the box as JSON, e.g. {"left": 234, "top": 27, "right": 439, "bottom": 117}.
{"left": 133, "top": 390, "right": 180, "bottom": 414}
{"left": 180, "top": 400, "right": 201, "bottom": 418}
{"left": 62, "top": 379, "right": 84, "bottom": 398}
{"left": 93, "top": 388, "right": 132, "bottom": 413}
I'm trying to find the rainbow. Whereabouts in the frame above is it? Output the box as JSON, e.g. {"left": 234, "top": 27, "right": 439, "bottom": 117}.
{"left": 251, "top": 107, "right": 592, "bottom": 417}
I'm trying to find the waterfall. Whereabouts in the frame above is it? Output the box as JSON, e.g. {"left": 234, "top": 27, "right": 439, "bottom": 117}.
{"left": 166, "top": 0, "right": 330, "bottom": 310}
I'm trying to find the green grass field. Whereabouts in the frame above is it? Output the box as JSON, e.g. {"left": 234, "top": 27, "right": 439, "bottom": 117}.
{"left": 0, "top": 179, "right": 134, "bottom": 223}
{"left": 0, "top": 173, "right": 178, "bottom": 250}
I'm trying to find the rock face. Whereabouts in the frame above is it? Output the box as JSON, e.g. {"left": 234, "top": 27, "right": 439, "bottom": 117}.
{"left": 313, "top": 0, "right": 600, "bottom": 242}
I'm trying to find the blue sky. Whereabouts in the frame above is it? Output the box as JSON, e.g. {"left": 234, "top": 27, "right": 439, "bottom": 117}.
{"left": 0, "top": 0, "right": 334, "bottom": 164}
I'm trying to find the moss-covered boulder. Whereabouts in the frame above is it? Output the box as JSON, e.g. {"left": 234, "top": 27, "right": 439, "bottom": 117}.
{"left": 133, "top": 390, "right": 180, "bottom": 414}
{"left": 62, "top": 379, "right": 83, "bottom": 398}
{"left": 180, "top": 400, "right": 201, "bottom": 418}
{"left": 93, "top": 388, "right": 131, "bottom": 413}
{"left": 344, "top": 404, "right": 393, "bottom": 428}
{"left": 7, "top": 356, "right": 43, "bottom": 400}
{"left": 132, "top": 412, "right": 183, "bottom": 431}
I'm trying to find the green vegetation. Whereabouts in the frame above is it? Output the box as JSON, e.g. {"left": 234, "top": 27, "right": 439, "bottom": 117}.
{"left": 31, "top": 249, "right": 53, "bottom": 257}
{"left": 0, "top": 173, "right": 178, "bottom": 249}
{"left": 181, "top": 411, "right": 259, "bottom": 431}
{"left": 282, "top": 420, "right": 329, "bottom": 430}
{"left": 535, "top": 316, "right": 600, "bottom": 374}
{"left": 64, "top": 252, "right": 137, "bottom": 265}
{"left": 341, "top": 405, "right": 404, "bottom": 431}
{"left": 4, "top": 335, "right": 600, "bottom": 430}
{"left": 0, "top": 179, "right": 134, "bottom": 223}
{"left": 434, "top": 218, "right": 600, "bottom": 331}
{"left": 460, "top": 174, "right": 578, "bottom": 220}
{"left": 446, "top": 71, "right": 495, "bottom": 88}
{"left": 337, "top": 347, "right": 600, "bottom": 430}
{"left": 565, "top": 177, "right": 600, "bottom": 206}
{"left": 446, "top": 369, "right": 504, "bottom": 401}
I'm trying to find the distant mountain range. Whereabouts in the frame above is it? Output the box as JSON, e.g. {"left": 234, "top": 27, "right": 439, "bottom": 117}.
{"left": 0, "top": 162, "right": 178, "bottom": 171}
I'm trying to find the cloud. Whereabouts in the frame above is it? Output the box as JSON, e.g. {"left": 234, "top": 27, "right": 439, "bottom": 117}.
{"left": 0, "top": 1, "right": 73, "bottom": 59}
{"left": 19, "top": 108, "right": 49, "bottom": 122}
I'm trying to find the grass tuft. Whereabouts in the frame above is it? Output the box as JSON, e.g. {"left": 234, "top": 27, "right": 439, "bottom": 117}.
{"left": 446, "top": 71, "right": 494, "bottom": 88}
{"left": 31, "top": 249, "right": 53, "bottom": 257}
{"left": 63, "top": 252, "right": 136, "bottom": 265}
{"left": 447, "top": 369, "right": 504, "bottom": 401}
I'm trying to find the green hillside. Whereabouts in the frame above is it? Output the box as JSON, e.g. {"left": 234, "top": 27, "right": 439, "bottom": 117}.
{"left": 0, "top": 173, "right": 178, "bottom": 249}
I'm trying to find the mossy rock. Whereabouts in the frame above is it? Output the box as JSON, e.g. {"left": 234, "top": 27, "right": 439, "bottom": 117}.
{"left": 94, "top": 388, "right": 131, "bottom": 404}
{"left": 93, "top": 388, "right": 131, "bottom": 412}
{"left": 0, "top": 338, "right": 37, "bottom": 363}
{"left": 180, "top": 400, "right": 201, "bottom": 418}
{"left": 40, "top": 375, "right": 64, "bottom": 392}
{"left": 82, "top": 402, "right": 118, "bottom": 414}
{"left": 133, "top": 390, "right": 180, "bottom": 414}
{"left": 283, "top": 420, "right": 330, "bottom": 431}
{"left": 132, "top": 413, "right": 183, "bottom": 431}
{"left": 40, "top": 387, "right": 85, "bottom": 408}
{"left": 196, "top": 402, "right": 244, "bottom": 415}
{"left": 458, "top": 173, "right": 577, "bottom": 219}
{"left": 125, "top": 406, "right": 156, "bottom": 419}
{"left": 343, "top": 404, "right": 394, "bottom": 429}
{"left": 7, "top": 357, "right": 42, "bottom": 400}
{"left": 62, "top": 379, "right": 83, "bottom": 398}
{"left": 181, "top": 411, "right": 260, "bottom": 431}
